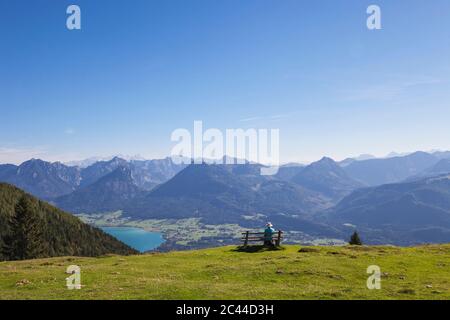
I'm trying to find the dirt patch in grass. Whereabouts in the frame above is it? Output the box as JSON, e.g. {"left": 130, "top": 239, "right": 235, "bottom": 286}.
{"left": 398, "top": 288, "right": 416, "bottom": 295}
{"left": 298, "top": 247, "right": 319, "bottom": 253}
{"left": 345, "top": 245, "right": 376, "bottom": 252}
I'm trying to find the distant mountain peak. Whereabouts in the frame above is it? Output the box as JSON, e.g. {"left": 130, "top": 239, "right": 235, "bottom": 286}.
{"left": 307, "top": 157, "right": 342, "bottom": 171}
{"left": 107, "top": 156, "right": 128, "bottom": 164}
{"left": 318, "top": 156, "right": 337, "bottom": 164}
{"left": 22, "top": 158, "right": 47, "bottom": 166}
{"left": 291, "top": 156, "right": 362, "bottom": 201}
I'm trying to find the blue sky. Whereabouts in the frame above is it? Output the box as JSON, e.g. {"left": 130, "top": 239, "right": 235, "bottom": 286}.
{"left": 1, "top": 0, "right": 449, "bottom": 164}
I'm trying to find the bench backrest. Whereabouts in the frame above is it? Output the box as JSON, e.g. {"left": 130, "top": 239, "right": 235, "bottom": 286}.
{"left": 241, "top": 231, "right": 283, "bottom": 245}
{"left": 241, "top": 231, "right": 283, "bottom": 238}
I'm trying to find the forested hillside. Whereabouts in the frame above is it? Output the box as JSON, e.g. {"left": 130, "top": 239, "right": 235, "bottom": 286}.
{"left": 0, "top": 183, "right": 137, "bottom": 261}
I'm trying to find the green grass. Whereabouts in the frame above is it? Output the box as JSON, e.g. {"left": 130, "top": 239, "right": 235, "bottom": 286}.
{"left": 0, "top": 244, "right": 449, "bottom": 300}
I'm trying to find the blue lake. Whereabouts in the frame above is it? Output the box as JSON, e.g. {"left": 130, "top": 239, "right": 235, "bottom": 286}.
{"left": 101, "top": 227, "right": 165, "bottom": 253}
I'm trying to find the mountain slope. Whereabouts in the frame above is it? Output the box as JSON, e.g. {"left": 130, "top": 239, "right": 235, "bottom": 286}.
{"left": 407, "top": 159, "right": 450, "bottom": 181}
{"left": 426, "top": 159, "right": 450, "bottom": 175}
{"left": 343, "top": 151, "right": 439, "bottom": 186}
{"left": 274, "top": 164, "right": 305, "bottom": 181}
{"left": 0, "top": 159, "right": 81, "bottom": 199}
{"left": 432, "top": 150, "right": 450, "bottom": 160}
{"left": 56, "top": 167, "right": 142, "bottom": 214}
{"left": 325, "top": 175, "right": 450, "bottom": 244}
{"left": 0, "top": 164, "right": 17, "bottom": 180}
{"left": 0, "top": 183, "right": 137, "bottom": 261}
{"left": 79, "top": 157, "right": 129, "bottom": 188}
{"left": 291, "top": 157, "right": 363, "bottom": 201}
{"left": 130, "top": 157, "right": 187, "bottom": 190}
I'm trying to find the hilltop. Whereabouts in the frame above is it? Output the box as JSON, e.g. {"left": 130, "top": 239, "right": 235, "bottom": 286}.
{"left": 0, "top": 244, "right": 448, "bottom": 300}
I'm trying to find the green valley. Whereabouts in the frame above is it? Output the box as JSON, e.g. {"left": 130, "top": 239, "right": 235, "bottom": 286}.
{"left": 76, "top": 211, "right": 345, "bottom": 251}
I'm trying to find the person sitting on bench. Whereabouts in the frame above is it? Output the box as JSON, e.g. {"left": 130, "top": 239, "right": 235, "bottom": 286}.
{"left": 264, "top": 222, "right": 276, "bottom": 246}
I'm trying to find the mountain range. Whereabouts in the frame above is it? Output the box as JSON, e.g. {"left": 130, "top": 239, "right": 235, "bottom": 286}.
{"left": 0, "top": 156, "right": 186, "bottom": 200}
{"left": 1, "top": 150, "right": 450, "bottom": 245}
{"left": 342, "top": 151, "right": 441, "bottom": 186}
{"left": 0, "top": 159, "right": 80, "bottom": 199}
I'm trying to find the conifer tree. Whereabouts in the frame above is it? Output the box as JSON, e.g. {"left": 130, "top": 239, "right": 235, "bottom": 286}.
{"left": 5, "top": 196, "right": 44, "bottom": 260}
{"left": 349, "top": 231, "right": 362, "bottom": 246}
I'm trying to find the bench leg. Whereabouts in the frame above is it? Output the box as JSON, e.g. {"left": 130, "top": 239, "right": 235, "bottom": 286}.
{"left": 244, "top": 231, "right": 249, "bottom": 246}
{"left": 275, "top": 231, "right": 282, "bottom": 246}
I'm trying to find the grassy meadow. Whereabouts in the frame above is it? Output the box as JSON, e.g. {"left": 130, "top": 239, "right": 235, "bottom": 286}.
{"left": 0, "top": 244, "right": 449, "bottom": 300}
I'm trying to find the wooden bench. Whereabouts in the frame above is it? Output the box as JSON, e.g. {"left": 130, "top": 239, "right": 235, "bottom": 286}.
{"left": 241, "top": 231, "right": 284, "bottom": 246}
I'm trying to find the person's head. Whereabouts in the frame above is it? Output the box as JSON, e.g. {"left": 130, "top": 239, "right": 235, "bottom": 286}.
{"left": 266, "top": 222, "right": 273, "bottom": 228}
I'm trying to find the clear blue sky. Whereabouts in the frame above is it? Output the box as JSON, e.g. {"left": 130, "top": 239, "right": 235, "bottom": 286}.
{"left": 1, "top": 0, "right": 449, "bottom": 164}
